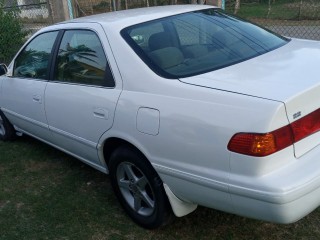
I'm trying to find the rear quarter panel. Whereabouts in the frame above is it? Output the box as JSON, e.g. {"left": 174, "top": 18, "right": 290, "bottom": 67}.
{"left": 101, "top": 78, "right": 289, "bottom": 209}
{"left": 100, "top": 24, "right": 291, "bottom": 210}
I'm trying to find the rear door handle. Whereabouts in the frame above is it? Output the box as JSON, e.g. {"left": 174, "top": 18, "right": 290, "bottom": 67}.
{"left": 93, "top": 108, "right": 109, "bottom": 120}
{"left": 32, "top": 94, "right": 42, "bottom": 104}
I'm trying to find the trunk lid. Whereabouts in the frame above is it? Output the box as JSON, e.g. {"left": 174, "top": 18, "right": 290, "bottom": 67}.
{"left": 180, "top": 39, "right": 320, "bottom": 157}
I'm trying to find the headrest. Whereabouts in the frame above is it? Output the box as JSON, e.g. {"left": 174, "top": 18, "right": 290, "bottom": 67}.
{"left": 149, "top": 47, "right": 184, "bottom": 69}
{"left": 148, "top": 32, "right": 173, "bottom": 51}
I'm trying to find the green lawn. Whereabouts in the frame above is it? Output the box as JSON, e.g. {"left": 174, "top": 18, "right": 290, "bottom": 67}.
{"left": 1, "top": 136, "right": 320, "bottom": 239}
{"left": 225, "top": 0, "right": 320, "bottom": 21}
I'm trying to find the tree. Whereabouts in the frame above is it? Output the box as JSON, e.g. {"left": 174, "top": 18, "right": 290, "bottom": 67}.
{"left": 116, "top": 0, "right": 121, "bottom": 10}
{"left": 0, "top": 4, "right": 27, "bottom": 64}
{"left": 234, "top": 0, "right": 240, "bottom": 14}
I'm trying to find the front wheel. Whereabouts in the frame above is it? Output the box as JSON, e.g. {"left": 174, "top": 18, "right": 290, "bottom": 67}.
{"left": 109, "top": 146, "right": 173, "bottom": 229}
{"left": 0, "top": 110, "right": 16, "bottom": 141}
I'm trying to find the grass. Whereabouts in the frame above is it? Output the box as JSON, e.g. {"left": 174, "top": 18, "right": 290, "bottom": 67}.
{"left": 225, "top": 0, "right": 320, "bottom": 21}
{"left": 1, "top": 136, "right": 320, "bottom": 239}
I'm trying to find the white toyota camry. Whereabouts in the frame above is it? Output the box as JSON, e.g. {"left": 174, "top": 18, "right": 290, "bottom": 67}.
{"left": 1, "top": 4, "right": 320, "bottom": 229}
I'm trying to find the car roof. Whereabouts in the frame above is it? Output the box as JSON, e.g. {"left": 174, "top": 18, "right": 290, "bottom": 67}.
{"left": 57, "top": 5, "right": 216, "bottom": 30}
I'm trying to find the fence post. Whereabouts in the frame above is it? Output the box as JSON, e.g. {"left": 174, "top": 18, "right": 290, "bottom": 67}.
{"left": 221, "top": 0, "right": 225, "bottom": 10}
{"left": 298, "top": 0, "right": 303, "bottom": 21}
{"left": 67, "top": 0, "right": 74, "bottom": 19}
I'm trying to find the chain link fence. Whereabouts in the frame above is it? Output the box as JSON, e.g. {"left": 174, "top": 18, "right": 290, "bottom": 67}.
{"left": 1, "top": 0, "right": 53, "bottom": 36}
{"left": 1, "top": 0, "right": 319, "bottom": 40}
{"left": 225, "top": 0, "right": 320, "bottom": 40}
{"left": 72, "top": 0, "right": 319, "bottom": 40}
{"left": 72, "top": 0, "right": 186, "bottom": 17}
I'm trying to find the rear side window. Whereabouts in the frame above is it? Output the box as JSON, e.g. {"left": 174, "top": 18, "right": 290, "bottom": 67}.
{"left": 54, "top": 30, "right": 114, "bottom": 87}
{"left": 122, "top": 9, "right": 289, "bottom": 79}
{"left": 13, "top": 31, "right": 58, "bottom": 79}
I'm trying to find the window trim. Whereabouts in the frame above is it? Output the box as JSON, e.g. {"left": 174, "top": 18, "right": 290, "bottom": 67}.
{"left": 50, "top": 28, "right": 116, "bottom": 88}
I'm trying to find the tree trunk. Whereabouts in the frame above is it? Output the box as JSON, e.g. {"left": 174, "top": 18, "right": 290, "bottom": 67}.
{"left": 111, "top": 0, "right": 116, "bottom": 11}
{"left": 117, "top": 0, "right": 121, "bottom": 10}
{"left": 267, "top": 0, "right": 271, "bottom": 18}
{"left": 234, "top": 0, "right": 240, "bottom": 14}
{"left": 217, "top": 0, "right": 222, "bottom": 8}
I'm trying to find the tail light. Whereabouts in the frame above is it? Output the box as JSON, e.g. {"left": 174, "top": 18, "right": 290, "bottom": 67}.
{"left": 228, "top": 108, "right": 320, "bottom": 157}
{"left": 291, "top": 108, "right": 320, "bottom": 142}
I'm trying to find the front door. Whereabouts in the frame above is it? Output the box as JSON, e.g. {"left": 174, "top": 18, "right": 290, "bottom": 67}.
{"left": 1, "top": 31, "right": 59, "bottom": 141}
{"left": 45, "top": 25, "right": 122, "bottom": 167}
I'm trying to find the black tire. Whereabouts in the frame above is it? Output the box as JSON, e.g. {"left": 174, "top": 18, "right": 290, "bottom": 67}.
{"left": 0, "top": 110, "right": 16, "bottom": 141}
{"left": 109, "top": 146, "right": 173, "bottom": 229}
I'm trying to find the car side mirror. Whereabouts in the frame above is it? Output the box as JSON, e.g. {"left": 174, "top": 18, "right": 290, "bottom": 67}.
{"left": 0, "top": 64, "right": 8, "bottom": 76}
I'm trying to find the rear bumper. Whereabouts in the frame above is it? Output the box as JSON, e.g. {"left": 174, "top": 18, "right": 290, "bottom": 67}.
{"left": 228, "top": 145, "right": 320, "bottom": 223}
{"left": 157, "top": 144, "right": 320, "bottom": 223}
{"left": 230, "top": 184, "right": 320, "bottom": 223}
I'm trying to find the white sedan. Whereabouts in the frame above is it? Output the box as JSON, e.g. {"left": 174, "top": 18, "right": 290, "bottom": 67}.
{"left": 1, "top": 5, "right": 320, "bottom": 229}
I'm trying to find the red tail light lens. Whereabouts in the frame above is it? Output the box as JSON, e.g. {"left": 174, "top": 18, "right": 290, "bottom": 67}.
{"left": 291, "top": 108, "right": 320, "bottom": 142}
{"left": 228, "top": 108, "right": 320, "bottom": 157}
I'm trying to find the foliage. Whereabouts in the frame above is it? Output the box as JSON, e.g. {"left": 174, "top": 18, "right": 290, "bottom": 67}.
{"left": 0, "top": 6, "right": 27, "bottom": 64}
{"left": 93, "top": 0, "right": 109, "bottom": 10}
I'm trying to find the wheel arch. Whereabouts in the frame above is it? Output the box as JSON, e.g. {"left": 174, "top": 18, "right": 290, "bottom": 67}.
{"left": 101, "top": 136, "right": 197, "bottom": 218}
{"left": 102, "top": 137, "right": 144, "bottom": 169}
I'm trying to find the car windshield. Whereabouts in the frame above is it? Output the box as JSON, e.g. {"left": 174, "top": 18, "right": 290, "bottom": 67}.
{"left": 121, "top": 8, "right": 289, "bottom": 78}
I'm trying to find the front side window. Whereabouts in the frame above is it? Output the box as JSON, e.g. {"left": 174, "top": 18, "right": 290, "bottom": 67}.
{"left": 122, "top": 9, "right": 289, "bottom": 78}
{"left": 13, "top": 31, "right": 58, "bottom": 79}
{"left": 54, "top": 30, "right": 112, "bottom": 87}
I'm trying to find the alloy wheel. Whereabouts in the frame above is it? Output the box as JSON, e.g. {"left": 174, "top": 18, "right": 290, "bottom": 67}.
{"left": 116, "top": 162, "right": 155, "bottom": 217}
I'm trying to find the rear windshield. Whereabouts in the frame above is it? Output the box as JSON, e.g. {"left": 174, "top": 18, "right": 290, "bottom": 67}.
{"left": 121, "top": 8, "right": 289, "bottom": 79}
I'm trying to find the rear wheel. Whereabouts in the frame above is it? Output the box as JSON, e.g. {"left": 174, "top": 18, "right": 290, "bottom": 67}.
{"left": 0, "top": 110, "right": 16, "bottom": 141}
{"left": 109, "top": 146, "right": 173, "bottom": 229}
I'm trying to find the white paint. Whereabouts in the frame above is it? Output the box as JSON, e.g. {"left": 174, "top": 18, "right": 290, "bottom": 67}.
{"left": 1, "top": 5, "right": 320, "bottom": 225}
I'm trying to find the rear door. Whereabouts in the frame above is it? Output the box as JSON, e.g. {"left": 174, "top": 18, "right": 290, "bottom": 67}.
{"left": 45, "top": 23, "right": 122, "bottom": 166}
{"left": 1, "top": 31, "right": 59, "bottom": 141}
